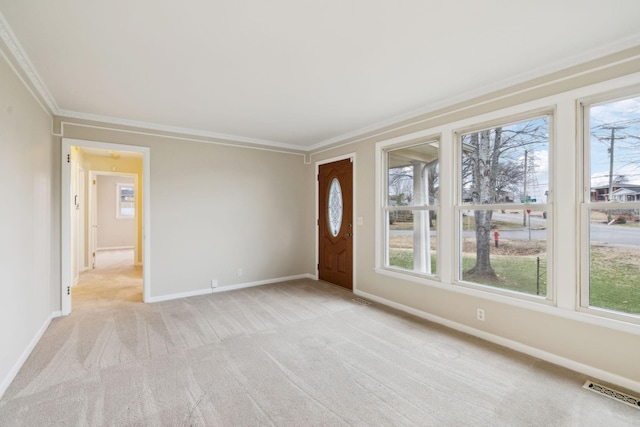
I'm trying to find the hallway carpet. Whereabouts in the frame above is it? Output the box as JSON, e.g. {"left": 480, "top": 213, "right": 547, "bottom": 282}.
{"left": 0, "top": 251, "right": 638, "bottom": 426}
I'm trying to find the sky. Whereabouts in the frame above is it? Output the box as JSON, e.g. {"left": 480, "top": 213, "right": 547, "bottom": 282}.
{"left": 590, "top": 96, "right": 640, "bottom": 187}
{"left": 390, "top": 96, "right": 640, "bottom": 204}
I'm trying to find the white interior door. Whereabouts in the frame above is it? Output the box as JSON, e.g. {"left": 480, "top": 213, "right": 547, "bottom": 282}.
{"left": 89, "top": 171, "right": 98, "bottom": 269}
{"left": 78, "top": 167, "right": 85, "bottom": 271}
{"left": 70, "top": 159, "right": 78, "bottom": 285}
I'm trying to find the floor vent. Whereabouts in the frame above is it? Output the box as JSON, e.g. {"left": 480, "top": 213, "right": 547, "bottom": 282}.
{"left": 352, "top": 297, "right": 372, "bottom": 306}
{"left": 583, "top": 381, "right": 640, "bottom": 409}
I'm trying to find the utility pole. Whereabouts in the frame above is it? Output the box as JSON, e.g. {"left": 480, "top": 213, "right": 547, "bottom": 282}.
{"left": 600, "top": 126, "right": 626, "bottom": 222}
{"left": 523, "top": 150, "right": 527, "bottom": 226}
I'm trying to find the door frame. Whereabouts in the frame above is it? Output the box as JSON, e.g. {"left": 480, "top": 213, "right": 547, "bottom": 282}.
{"left": 315, "top": 153, "right": 356, "bottom": 291}
{"left": 61, "top": 138, "right": 151, "bottom": 315}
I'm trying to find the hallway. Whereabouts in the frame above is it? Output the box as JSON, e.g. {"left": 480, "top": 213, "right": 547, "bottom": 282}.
{"left": 74, "top": 249, "right": 142, "bottom": 310}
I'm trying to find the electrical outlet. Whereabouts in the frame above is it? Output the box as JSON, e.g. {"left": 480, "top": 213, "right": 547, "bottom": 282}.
{"left": 477, "top": 308, "right": 485, "bottom": 321}
{"left": 237, "top": 268, "right": 243, "bottom": 277}
{"left": 211, "top": 279, "right": 218, "bottom": 288}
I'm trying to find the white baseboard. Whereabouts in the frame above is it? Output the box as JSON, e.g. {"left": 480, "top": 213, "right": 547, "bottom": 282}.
{"left": 354, "top": 289, "right": 640, "bottom": 395}
{"left": 147, "top": 287, "right": 213, "bottom": 303}
{"left": 147, "top": 274, "right": 314, "bottom": 302}
{"left": 0, "top": 311, "right": 59, "bottom": 400}
{"left": 212, "top": 274, "right": 314, "bottom": 293}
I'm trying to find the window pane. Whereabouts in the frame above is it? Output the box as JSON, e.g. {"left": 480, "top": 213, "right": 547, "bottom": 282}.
{"left": 328, "top": 178, "right": 343, "bottom": 236}
{"left": 586, "top": 95, "right": 640, "bottom": 317}
{"left": 588, "top": 208, "right": 640, "bottom": 315}
{"left": 388, "top": 142, "right": 439, "bottom": 207}
{"left": 460, "top": 209, "right": 547, "bottom": 296}
{"left": 387, "top": 209, "right": 437, "bottom": 275}
{"left": 384, "top": 140, "right": 439, "bottom": 278}
{"left": 119, "top": 185, "right": 135, "bottom": 217}
{"left": 461, "top": 117, "right": 549, "bottom": 205}
{"left": 589, "top": 96, "right": 640, "bottom": 205}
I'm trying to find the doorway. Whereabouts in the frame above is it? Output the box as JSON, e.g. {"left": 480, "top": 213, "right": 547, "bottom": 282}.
{"left": 317, "top": 156, "right": 354, "bottom": 290}
{"left": 89, "top": 172, "right": 138, "bottom": 269}
{"left": 61, "top": 138, "right": 150, "bottom": 315}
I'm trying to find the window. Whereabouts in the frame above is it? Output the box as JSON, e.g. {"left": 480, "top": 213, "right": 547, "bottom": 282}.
{"left": 383, "top": 140, "right": 439, "bottom": 276}
{"left": 116, "top": 183, "right": 135, "bottom": 218}
{"left": 456, "top": 114, "right": 552, "bottom": 298}
{"left": 581, "top": 92, "right": 640, "bottom": 319}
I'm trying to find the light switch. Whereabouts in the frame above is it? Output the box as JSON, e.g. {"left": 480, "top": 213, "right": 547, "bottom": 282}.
{"left": 357, "top": 216, "right": 364, "bottom": 225}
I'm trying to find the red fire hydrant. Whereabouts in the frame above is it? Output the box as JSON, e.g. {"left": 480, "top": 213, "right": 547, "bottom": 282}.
{"left": 494, "top": 229, "right": 500, "bottom": 248}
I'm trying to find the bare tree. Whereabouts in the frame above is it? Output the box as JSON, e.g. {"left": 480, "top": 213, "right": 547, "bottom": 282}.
{"left": 495, "top": 160, "right": 524, "bottom": 202}
{"left": 427, "top": 163, "right": 439, "bottom": 226}
{"left": 465, "top": 130, "right": 497, "bottom": 277}
{"left": 462, "top": 119, "right": 548, "bottom": 279}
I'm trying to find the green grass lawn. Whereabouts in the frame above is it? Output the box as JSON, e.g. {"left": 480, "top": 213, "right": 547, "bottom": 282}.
{"left": 389, "top": 249, "right": 546, "bottom": 294}
{"left": 590, "top": 251, "right": 640, "bottom": 315}
{"left": 389, "top": 248, "right": 639, "bottom": 315}
{"left": 389, "top": 249, "right": 437, "bottom": 274}
{"left": 461, "top": 256, "right": 547, "bottom": 295}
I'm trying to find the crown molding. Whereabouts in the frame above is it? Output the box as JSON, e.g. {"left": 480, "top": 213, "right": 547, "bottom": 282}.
{"left": 0, "top": 11, "right": 58, "bottom": 114}
{"left": 57, "top": 109, "right": 306, "bottom": 152}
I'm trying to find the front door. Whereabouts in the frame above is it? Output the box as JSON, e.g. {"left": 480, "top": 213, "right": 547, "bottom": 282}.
{"left": 318, "top": 158, "right": 353, "bottom": 290}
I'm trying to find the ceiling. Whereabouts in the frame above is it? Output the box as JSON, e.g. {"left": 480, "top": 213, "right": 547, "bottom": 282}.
{"left": 2, "top": 1, "right": 640, "bottom": 151}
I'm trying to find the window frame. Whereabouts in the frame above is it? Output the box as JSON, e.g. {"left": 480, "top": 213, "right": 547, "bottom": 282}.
{"left": 376, "top": 133, "right": 442, "bottom": 282}
{"left": 116, "top": 182, "right": 135, "bottom": 219}
{"left": 579, "top": 86, "right": 640, "bottom": 324}
{"left": 452, "top": 109, "right": 555, "bottom": 304}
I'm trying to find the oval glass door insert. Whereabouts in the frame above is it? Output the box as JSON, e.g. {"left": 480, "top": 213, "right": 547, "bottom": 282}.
{"left": 328, "top": 177, "right": 343, "bottom": 237}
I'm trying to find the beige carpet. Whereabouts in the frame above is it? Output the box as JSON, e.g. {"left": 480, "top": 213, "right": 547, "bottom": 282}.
{"left": 0, "top": 250, "right": 638, "bottom": 426}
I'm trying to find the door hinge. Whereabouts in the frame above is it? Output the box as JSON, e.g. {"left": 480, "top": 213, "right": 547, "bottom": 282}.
{"left": 317, "top": 263, "right": 319, "bottom": 270}
{"left": 67, "top": 286, "right": 70, "bottom": 295}
{"left": 67, "top": 154, "right": 70, "bottom": 163}
{"left": 92, "top": 252, "right": 95, "bottom": 258}
{"left": 92, "top": 179, "right": 96, "bottom": 185}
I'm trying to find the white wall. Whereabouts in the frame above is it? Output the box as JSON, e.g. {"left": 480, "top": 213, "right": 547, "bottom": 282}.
{"left": 60, "top": 126, "right": 314, "bottom": 299}
{"left": 96, "top": 175, "right": 136, "bottom": 249}
{"left": 0, "top": 53, "right": 57, "bottom": 397}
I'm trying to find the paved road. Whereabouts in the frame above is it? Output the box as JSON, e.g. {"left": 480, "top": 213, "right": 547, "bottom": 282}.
{"left": 589, "top": 222, "right": 640, "bottom": 246}
{"left": 488, "top": 212, "right": 640, "bottom": 246}
{"left": 392, "top": 211, "right": 640, "bottom": 246}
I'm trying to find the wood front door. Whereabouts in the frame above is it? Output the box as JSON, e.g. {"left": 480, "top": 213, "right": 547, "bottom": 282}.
{"left": 318, "top": 158, "right": 353, "bottom": 290}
